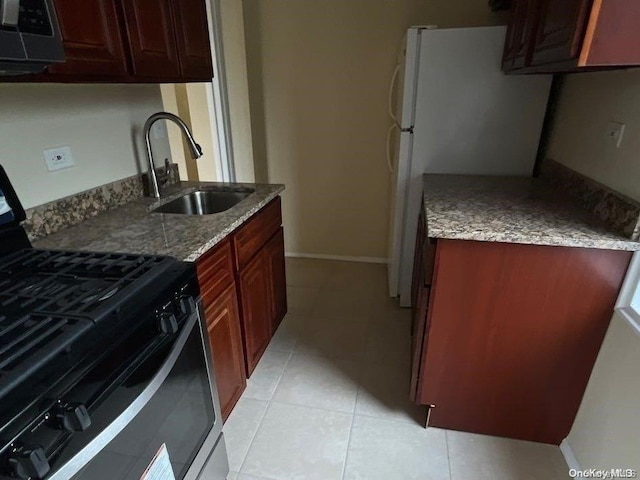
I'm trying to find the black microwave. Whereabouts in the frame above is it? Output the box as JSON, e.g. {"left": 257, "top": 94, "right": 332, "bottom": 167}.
{"left": 0, "top": 0, "right": 64, "bottom": 75}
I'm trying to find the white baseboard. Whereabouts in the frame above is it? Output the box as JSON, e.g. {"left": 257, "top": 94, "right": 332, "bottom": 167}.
{"left": 560, "top": 439, "right": 582, "bottom": 472}
{"left": 285, "top": 252, "right": 388, "bottom": 264}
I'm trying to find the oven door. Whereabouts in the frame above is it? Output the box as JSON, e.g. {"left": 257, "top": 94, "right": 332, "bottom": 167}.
{"left": 48, "top": 305, "right": 228, "bottom": 480}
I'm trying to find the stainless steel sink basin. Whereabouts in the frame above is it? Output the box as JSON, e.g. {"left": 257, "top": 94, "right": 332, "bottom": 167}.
{"left": 152, "top": 189, "right": 253, "bottom": 215}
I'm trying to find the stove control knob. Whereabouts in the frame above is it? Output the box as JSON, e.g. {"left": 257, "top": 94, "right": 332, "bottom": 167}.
{"left": 158, "top": 312, "right": 179, "bottom": 334}
{"left": 8, "top": 446, "right": 50, "bottom": 479}
{"left": 54, "top": 403, "right": 91, "bottom": 432}
{"left": 178, "top": 295, "right": 196, "bottom": 316}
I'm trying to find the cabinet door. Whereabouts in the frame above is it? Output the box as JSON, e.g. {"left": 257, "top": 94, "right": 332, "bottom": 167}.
{"left": 503, "top": 0, "right": 541, "bottom": 70}
{"left": 204, "top": 284, "right": 246, "bottom": 422}
{"left": 120, "top": 0, "right": 181, "bottom": 79}
{"left": 264, "top": 228, "right": 287, "bottom": 333}
{"left": 171, "top": 0, "right": 213, "bottom": 79}
{"left": 48, "top": 0, "right": 129, "bottom": 78}
{"left": 530, "top": 0, "right": 593, "bottom": 67}
{"left": 238, "top": 251, "right": 272, "bottom": 375}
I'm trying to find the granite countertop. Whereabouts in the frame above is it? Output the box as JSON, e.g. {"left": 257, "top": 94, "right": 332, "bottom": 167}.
{"left": 34, "top": 181, "right": 285, "bottom": 261}
{"left": 423, "top": 175, "right": 640, "bottom": 251}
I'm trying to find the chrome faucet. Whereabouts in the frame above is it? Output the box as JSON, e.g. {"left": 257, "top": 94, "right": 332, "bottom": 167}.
{"left": 143, "top": 112, "right": 203, "bottom": 198}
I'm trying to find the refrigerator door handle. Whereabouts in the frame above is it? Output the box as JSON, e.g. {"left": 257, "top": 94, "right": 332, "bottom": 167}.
{"left": 386, "top": 123, "right": 401, "bottom": 173}
{"left": 388, "top": 63, "right": 401, "bottom": 123}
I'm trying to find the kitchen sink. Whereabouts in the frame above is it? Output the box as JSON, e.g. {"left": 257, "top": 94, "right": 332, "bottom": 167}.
{"left": 152, "top": 189, "right": 254, "bottom": 215}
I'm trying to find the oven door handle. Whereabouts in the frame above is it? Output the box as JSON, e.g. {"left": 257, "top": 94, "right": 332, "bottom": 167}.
{"left": 47, "top": 311, "right": 199, "bottom": 480}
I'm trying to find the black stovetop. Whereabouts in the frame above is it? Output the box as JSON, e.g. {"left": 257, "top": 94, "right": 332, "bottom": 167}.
{"left": 0, "top": 248, "right": 189, "bottom": 405}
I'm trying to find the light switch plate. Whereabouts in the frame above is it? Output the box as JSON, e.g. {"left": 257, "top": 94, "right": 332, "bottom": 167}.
{"left": 606, "top": 121, "right": 626, "bottom": 149}
{"left": 43, "top": 146, "right": 75, "bottom": 172}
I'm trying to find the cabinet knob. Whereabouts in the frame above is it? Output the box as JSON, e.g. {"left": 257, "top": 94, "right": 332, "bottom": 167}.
{"left": 7, "top": 446, "right": 50, "bottom": 479}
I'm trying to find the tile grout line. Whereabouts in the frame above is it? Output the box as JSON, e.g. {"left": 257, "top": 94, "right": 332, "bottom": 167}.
{"left": 340, "top": 376, "right": 360, "bottom": 480}
{"left": 235, "top": 350, "right": 294, "bottom": 476}
{"left": 445, "top": 430, "right": 453, "bottom": 480}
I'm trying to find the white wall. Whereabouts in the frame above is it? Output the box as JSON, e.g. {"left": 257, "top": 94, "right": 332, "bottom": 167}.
{"left": 0, "top": 84, "right": 171, "bottom": 209}
{"left": 548, "top": 70, "right": 640, "bottom": 202}
{"left": 566, "top": 314, "right": 640, "bottom": 470}
{"left": 242, "top": 0, "right": 506, "bottom": 259}
{"left": 547, "top": 69, "right": 640, "bottom": 470}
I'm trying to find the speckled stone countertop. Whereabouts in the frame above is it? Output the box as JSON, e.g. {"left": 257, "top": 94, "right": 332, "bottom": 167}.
{"left": 34, "top": 181, "right": 284, "bottom": 261}
{"left": 423, "top": 175, "right": 640, "bottom": 251}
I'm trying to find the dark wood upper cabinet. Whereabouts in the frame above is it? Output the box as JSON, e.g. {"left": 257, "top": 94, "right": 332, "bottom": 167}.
{"left": 47, "top": 0, "right": 129, "bottom": 78}
{"left": 529, "top": 0, "right": 593, "bottom": 67}
{"left": 172, "top": 0, "right": 213, "bottom": 79}
{"left": 119, "top": 0, "right": 181, "bottom": 79}
{"left": 5, "top": 0, "right": 213, "bottom": 82}
{"left": 502, "top": 0, "right": 538, "bottom": 70}
{"left": 503, "top": 0, "right": 640, "bottom": 73}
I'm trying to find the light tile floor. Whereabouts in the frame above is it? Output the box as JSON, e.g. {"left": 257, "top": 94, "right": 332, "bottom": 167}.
{"left": 224, "top": 258, "right": 570, "bottom": 480}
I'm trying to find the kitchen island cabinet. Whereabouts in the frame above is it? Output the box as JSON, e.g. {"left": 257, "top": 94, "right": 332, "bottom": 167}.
{"left": 411, "top": 174, "right": 637, "bottom": 444}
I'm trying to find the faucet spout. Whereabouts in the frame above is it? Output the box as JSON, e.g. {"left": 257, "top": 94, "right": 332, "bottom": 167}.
{"left": 143, "top": 112, "right": 203, "bottom": 198}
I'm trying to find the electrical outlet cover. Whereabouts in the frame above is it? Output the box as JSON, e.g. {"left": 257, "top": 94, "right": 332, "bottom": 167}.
{"left": 43, "top": 146, "right": 75, "bottom": 172}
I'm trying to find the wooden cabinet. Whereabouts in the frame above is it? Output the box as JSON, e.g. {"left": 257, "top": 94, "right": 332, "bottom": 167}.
{"left": 204, "top": 284, "right": 246, "bottom": 422}
{"left": 264, "top": 228, "right": 287, "bottom": 333}
{"left": 172, "top": 0, "right": 213, "bottom": 79}
{"left": 197, "top": 197, "right": 287, "bottom": 418}
{"left": 120, "top": 0, "right": 181, "bottom": 79}
{"left": 47, "top": 0, "right": 129, "bottom": 79}
{"left": 6, "top": 0, "right": 212, "bottom": 83}
{"left": 529, "top": 0, "right": 593, "bottom": 68}
{"left": 238, "top": 251, "right": 273, "bottom": 375}
{"left": 410, "top": 213, "right": 631, "bottom": 445}
{"left": 233, "top": 198, "right": 287, "bottom": 374}
{"left": 503, "top": 0, "right": 640, "bottom": 73}
{"left": 197, "top": 239, "right": 246, "bottom": 422}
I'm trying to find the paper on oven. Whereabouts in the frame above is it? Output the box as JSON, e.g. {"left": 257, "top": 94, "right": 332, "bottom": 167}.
{"left": 140, "top": 444, "right": 176, "bottom": 480}
{"left": 0, "top": 188, "right": 14, "bottom": 223}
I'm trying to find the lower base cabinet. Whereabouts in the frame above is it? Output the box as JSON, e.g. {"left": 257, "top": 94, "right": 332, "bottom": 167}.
{"left": 204, "top": 284, "right": 246, "bottom": 422}
{"left": 238, "top": 249, "right": 274, "bottom": 375}
{"left": 411, "top": 212, "right": 632, "bottom": 445}
{"left": 197, "top": 197, "right": 287, "bottom": 421}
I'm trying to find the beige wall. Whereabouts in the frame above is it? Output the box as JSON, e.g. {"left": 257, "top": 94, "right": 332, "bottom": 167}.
{"left": 0, "top": 84, "right": 170, "bottom": 209}
{"left": 548, "top": 70, "right": 640, "bottom": 202}
{"left": 547, "top": 69, "right": 640, "bottom": 469}
{"left": 162, "top": 83, "right": 221, "bottom": 182}
{"left": 242, "top": 0, "right": 506, "bottom": 259}
{"left": 567, "top": 314, "right": 640, "bottom": 470}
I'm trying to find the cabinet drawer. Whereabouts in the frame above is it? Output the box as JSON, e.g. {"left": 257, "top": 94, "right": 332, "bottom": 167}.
{"left": 233, "top": 197, "right": 282, "bottom": 270}
{"left": 197, "top": 239, "right": 235, "bottom": 307}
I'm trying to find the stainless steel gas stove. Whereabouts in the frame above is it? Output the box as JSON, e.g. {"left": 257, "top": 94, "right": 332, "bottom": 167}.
{"left": 0, "top": 166, "right": 229, "bottom": 480}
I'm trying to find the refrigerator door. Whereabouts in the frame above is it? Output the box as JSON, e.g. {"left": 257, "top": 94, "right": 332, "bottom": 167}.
{"left": 387, "top": 28, "right": 421, "bottom": 297}
{"left": 395, "top": 26, "right": 552, "bottom": 306}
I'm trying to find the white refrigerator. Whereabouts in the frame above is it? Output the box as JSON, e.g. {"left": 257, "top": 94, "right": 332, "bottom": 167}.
{"left": 387, "top": 26, "right": 552, "bottom": 307}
